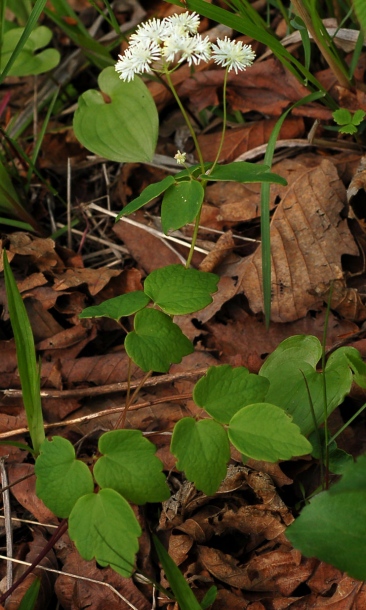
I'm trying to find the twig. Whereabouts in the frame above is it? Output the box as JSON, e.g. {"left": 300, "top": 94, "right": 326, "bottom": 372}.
{"left": 0, "top": 458, "right": 13, "bottom": 589}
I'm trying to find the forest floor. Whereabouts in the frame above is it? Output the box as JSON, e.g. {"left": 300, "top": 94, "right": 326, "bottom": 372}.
{"left": 1, "top": 0, "right": 366, "bottom": 608}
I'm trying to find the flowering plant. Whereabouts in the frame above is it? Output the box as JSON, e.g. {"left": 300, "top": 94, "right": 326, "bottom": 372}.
{"left": 111, "top": 11, "right": 285, "bottom": 267}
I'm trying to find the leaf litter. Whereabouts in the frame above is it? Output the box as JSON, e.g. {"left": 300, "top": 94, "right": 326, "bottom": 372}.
{"left": 2, "top": 0, "right": 366, "bottom": 608}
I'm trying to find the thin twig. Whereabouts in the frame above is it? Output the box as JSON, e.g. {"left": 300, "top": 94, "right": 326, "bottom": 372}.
{"left": 0, "top": 458, "right": 13, "bottom": 589}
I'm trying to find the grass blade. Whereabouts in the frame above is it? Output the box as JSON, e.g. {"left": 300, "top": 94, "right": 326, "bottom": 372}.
{"left": 3, "top": 251, "right": 45, "bottom": 455}
{"left": 261, "top": 91, "right": 325, "bottom": 326}
{"left": 153, "top": 535, "right": 202, "bottom": 610}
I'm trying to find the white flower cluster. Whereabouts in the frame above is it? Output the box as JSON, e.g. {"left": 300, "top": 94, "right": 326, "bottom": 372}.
{"left": 115, "top": 12, "right": 256, "bottom": 82}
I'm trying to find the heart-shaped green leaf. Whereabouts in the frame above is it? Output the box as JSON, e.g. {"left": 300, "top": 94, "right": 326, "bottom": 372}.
{"left": 79, "top": 291, "right": 150, "bottom": 321}
{"left": 228, "top": 403, "right": 312, "bottom": 462}
{"left": 116, "top": 176, "right": 176, "bottom": 221}
{"left": 35, "top": 436, "right": 94, "bottom": 518}
{"left": 73, "top": 67, "right": 158, "bottom": 163}
{"left": 1, "top": 26, "right": 60, "bottom": 77}
{"left": 161, "top": 180, "right": 204, "bottom": 233}
{"left": 194, "top": 365, "right": 269, "bottom": 424}
{"left": 125, "top": 308, "right": 193, "bottom": 372}
{"left": 171, "top": 418, "right": 230, "bottom": 495}
{"left": 68, "top": 488, "right": 141, "bottom": 577}
{"left": 94, "top": 430, "right": 170, "bottom": 504}
{"left": 144, "top": 265, "right": 219, "bottom": 315}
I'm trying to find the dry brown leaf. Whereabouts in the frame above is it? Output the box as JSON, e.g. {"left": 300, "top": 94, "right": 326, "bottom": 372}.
{"left": 113, "top": 211, "right": 183, "bottom": 273}
{"left": 7, "top": 463, "right": 58, "bottom": 524}
{"left": 55, "top": 552, "right": 151, "bottom": 610}
{"left": 199, "top": 231, "right": 235, "bottom": 272}
{"left": 197, "top": 117, "right": 304, "bottom": 163}
{"left": 237, "top": 159, "right": 362, "bottom": 322}
{"left": 5, "top": 233, "right": 62, "bottom": 271}
{"left": 52, "top": 267, "right": 121, "bottom": 295}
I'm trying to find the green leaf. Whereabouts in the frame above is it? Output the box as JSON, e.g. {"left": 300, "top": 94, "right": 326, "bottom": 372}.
{"left": 0, "top": 26, "right": 60, "bottom": 76}
{"left": 3, "top": 251, "right": 45, "bottom": 455}
{"left": 326, "top": 346, "right": 366, "bottom": 388}
{"left": 352, "top": 109, "right": 366, "bottom": 125}
{"left": 201, "top": 162, "right": 287, "bottom": 185}
{"left": 161, "top": 180, "right": 204, "bottom": 233}
{"left": 94, "top": 430, "right": 170, "bottom": 504}
{"left": 79, "top": 291, "right": 150, "bottom": 322}
{"left": 73, "top": 67, "right": 158, "bottom": 163}
{"left": 18, "top": 577, "right": 40, "bottom": 610}
{"left": 193, "top": 365, "right": 269, "bottom": 424}
{"left": 228, "top": 403, "right": 312, "bottom": 462}
{"left": 259, "top": 335, "right": 353, "bottom": 436}
{"left": 353, "top": 0, "right": 366, "bottom": 36}
{"left": 286, "top": 455, "right": 366, "bottom": 580}
{"left": 144, "top": 265, "right": 219, "bottom": 315}
{"left": 171, "top": 418, "right": 230, "bottom": 495}
{"left": 35, "top": 436, "right": 94, "bottom": 518}
{"left": 332, "top": 108, "right": 352, "bottom": 126}
{"left": 116, "top": 176, "right": 176, "bottom": 221}
{"left": 153, "top": 534, "right": 202, "bottom": 610}
{"left": 338, "top": 124, "right": 357, "bottom": 134}
{"left": 201, "top": 586, "right": 218, "bottom": 610}
{"left": 125, "top": 308, "right": 193, "bottom": 372}
{"left": 69, "top": 488, "right": 141, "bottom": 577}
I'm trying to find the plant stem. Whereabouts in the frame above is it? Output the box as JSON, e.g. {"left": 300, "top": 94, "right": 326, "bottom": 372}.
{"left": 209, "top": 67, "right": 229, "bottom": 175}
{"left": 114, "top": 369, "right": 153, "bottom": 429}
{"left": 163, "top": 68, "right": 205, "bottom": 172}
{"left": 321, "top": 282, "right": 333, "bottom": 490}
{"left": 291, "top": 0, "right": 351, "bottom": 90}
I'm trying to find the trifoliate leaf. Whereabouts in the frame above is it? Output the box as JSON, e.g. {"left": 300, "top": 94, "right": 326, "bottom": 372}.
{"left": 125, "top": 308, "right": 193, "bottom": 372}
{"left": 73, "top": 67, "right": 158, "bottom": 163}
{"left": 193, "top": 365, "right": 269, "bottom": 424}
{"left": 116, "top": 176, "right": 175, "bottom": 220}
{"left": 161, "top": 180, "right": 204, "bottom": 233}
{"left": 286, "top": 455, "right": 366, "bottom": 580}
{"left": 94, "top": 430, "right": 170, "bottom": 504}
{"left": 171, "top": 418, "right": 230, "bottom": 495}
{"left": 69, "top": 488, "right": 141, "bottom": 577}
{"left": 35, "top": 436, "right": 94, "bottom": 518}
{"left": 228, "top": 403, "right": 312, "bottom": 462}
{"left": 144, "top": 265, "right": 219, "bottom": 315}
{"left": 79, "top": 291, "right": 150, "bottom": 321}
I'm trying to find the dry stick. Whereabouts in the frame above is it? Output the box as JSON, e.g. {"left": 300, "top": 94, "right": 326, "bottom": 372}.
{"left": 291, "top": 0, "right": 351, "bottom": 90}
{"left": 0, "top": 392, "right": 193, "bottom": 440}
{"left": 2, "top": 367, "right": 208, "bottom": 400}
{"left": 0, "top": 519, "right": 68, "bottom": 605}
{"left": 0, "top": 458, "right": 13, "bottom": 589}
{"left": 0, "top": 554, "right": 142, "bottom": 610}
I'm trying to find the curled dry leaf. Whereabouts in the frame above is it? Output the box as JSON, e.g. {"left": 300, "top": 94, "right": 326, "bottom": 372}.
{"left": 238, "top": 159, "right": 364, "bottom": 322}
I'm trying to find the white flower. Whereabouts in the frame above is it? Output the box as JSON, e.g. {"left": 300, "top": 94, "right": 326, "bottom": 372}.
{"left": 129, "top": 17, "right": 169, "bottom": 47}
{"left": 174, "top": 150, "right": 187, "bottom": 164}
{"left": 115, "top": 41, "right": 161, "bottom": 81}
{"left": 163, "top": 33, "right": 211, "bottom": 66}
{"left": 166, "top": 12, "right": 200, "bottom": 35}
{"left": 212, "top": 37, "right": 256, "bottom": 73}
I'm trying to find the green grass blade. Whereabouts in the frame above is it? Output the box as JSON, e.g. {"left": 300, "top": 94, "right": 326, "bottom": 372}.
{"left": 353, "top": 0, "right": 366, "bottom": 35}
{"left": 153, "top": 535, "right": 202, "bottom": 610}
{"left": 0, "top": 0, "right": 48, "bottom": 84}
{"left": 18, "top": 577, "right": 41, "bottom": 610}
{"left": 261, "top": 91, "right": 325, "bottom": 327}
{"left": 3, "top": 251, "right": 45, "bottom": 455}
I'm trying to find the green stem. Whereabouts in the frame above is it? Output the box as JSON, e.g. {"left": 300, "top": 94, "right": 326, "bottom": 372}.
{"left": 208, "top": 67, "right": 229, "bottom": 176}
{"left": 321, "top": 282, "right": 333, "bottom": 490}
{"left": 163, "top": 67, "right": 205, "bottom": 172}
